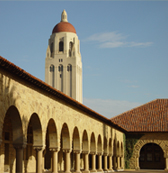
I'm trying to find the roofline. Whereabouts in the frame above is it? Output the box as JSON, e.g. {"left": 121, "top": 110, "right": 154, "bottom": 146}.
{"left": 0, "top": 56, "right": 126, "bottom": 132}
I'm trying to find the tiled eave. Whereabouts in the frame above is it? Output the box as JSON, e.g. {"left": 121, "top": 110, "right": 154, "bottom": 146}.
{"left": 0, "top": 56, "right": 126, "bottom": 132}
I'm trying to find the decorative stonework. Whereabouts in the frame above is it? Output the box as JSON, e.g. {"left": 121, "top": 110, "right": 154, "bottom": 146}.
{"left": 129, "top": 133, "right": 168, "bottom": 169}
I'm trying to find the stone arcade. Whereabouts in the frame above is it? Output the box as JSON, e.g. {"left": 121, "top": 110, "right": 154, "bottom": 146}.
{"left": 0, "top": 10, "right": 168, "bottom": 173}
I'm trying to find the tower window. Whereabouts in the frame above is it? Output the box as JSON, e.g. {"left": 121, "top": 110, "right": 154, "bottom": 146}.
{"left": 67, "top": 64, "right": 72, "bottom": 71}
{"left": 50, "top": 42, "right": 54, "bottom": 54}
{"left": 69, "top": 42, "right": 73, "bottom": 57}
{"left": 50, "top": 65, "right": 54, "bottom": 72}
{"left": 59, "top": 41, "right": 64, "bottom": 52}
{"left": 58, "top": 65, "right": 63, "bottom": 72}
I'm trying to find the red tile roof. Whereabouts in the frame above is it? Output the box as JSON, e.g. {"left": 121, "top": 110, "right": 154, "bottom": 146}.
{"left": 52, "top": 22, "right": 76, "bottom": 34}
{"left": 111, "top": 99, "right": 168, "bottom": 132}
{"left": 0, "top": 55, "right": 125, "bottom": 132}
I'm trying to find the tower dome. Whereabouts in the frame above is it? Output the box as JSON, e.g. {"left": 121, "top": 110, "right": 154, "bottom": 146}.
{"left": 52, "top": 10, "right": 76, "bottom": 34}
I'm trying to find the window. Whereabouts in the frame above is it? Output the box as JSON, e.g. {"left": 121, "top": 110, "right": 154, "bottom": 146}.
{"left": 59, "top": 41, "right": 64, "bottom": 52}
{"left": 58, "top": 65, "right": 63, "bottom": 72}
{"left": 69, "top": 42, "right": 73, "bottom": 57}
{"left": 50, "top": 42, "right": 54, "bottom": 54}
{"left": 50, "top": 65, "right": 54, "bottom": 72}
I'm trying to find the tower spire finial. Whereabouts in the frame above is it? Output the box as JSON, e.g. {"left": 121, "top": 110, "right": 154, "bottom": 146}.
{"left": 61, "top": 9, "right": 68, "bottom": 22}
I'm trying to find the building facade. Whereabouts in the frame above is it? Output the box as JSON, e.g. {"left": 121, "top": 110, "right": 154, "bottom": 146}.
{"left": 0, "top": 10, "right": 168, "bottom": 173}
{"left": 45, "top": 10, "right": 82, "bottom": 103}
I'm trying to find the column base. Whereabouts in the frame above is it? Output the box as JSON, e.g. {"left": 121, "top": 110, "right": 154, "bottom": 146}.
{"left": 165, "top": 169, "right": 168, "bottom": 172}
{"left": 90, "top": 169, "right": 97, "bottom": 172}
{"left": 97, "top": 169, "right": 103, "bottom": 173}
{"left": 82, "top": 170, "right": 90, "bottom": 173}
{"left": 107, "top": 169, "right": 114, "bottom": 172}
{"left": 73, "top": 171, "right": 81, "bottom": 173}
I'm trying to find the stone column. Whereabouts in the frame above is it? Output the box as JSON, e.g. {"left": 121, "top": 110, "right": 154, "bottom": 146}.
{"left": 50, "top": 148, "right": 59, "bottom": 173}
{"left": 74, "top": 150, "right": 81, "bottom": 173}
{"left": 135, "top": 154, "right": 140, "bottom": 170}
{"left": 14, "top": 144, "right": 24, "bottom": 173}
{"left": 116, "top": 155, "right": 120, "bottom": 171}
{"left": 90, "top": 153, "right": 96, "bottom": 172}
{"left": 97, "top": 153, "right": 102, "bottom": 172}
{"left": 63, "top": 149, "right": 71, "bottom": 173}
{"left": 83, "top": 151, "right": 89, "bottom": 173}
{"left": 165, "top": 157, "right": 168, "bottom": 171}
{"left": 103, "top": 154, "right": 108, "bottom": 171}
{"left": 108, "top": 154, "right": 114, "bottom": 172}
{"left": 34, "top": 146, "right": 43, "bottom": 173}
{"left": 120, "top": 155, "right": 124, "bottom": 170}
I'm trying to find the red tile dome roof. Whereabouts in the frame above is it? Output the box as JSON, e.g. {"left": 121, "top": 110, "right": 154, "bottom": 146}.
{"left": 52, "top": 22, "right": 76, "bottom": 34}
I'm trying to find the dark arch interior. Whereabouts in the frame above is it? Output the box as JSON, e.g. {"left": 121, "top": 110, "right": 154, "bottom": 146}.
{"left": 139, "top": 143, "right": 165, "bottom": 169}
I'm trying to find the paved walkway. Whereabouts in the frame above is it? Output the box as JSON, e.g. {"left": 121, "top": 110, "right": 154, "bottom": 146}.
{"left": 120, "top": 170, "right": 166, "bottom": 173}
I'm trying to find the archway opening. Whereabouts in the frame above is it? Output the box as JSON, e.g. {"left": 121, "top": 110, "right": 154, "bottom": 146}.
{"left": 139, "top": 143, "right": 165, "bottom": 169}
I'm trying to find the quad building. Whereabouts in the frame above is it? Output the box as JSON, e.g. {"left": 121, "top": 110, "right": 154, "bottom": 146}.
{"left": 0, "top": 10, "right": 168, "bottom": 173}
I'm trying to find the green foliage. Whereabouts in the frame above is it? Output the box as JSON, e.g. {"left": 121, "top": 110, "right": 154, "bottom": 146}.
{"left": 124, "top": 134, "right": 143, "bottom": 169}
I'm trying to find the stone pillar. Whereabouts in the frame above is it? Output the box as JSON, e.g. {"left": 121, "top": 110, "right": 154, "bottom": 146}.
{"left": 135, "top": 154, "right": 140, "bottom": 170}
{"left": 14, "top": 144, "right": 24, "bottom": 173}
{"left": 113, "top": 155, "right": 117, "bottom": 170}
{"left": 120, "top": 155, "right": 124, "bottom": 170}
{"left": 50, "top": 148, "right": 59, "bottom": 173}
{"left": 103, "top": 154, "right": 108, "bottom": 171}
{"left": 83, "top": 151, "right": 89, "bottom": 173}
{"left": 97, "top": 154, "right": 102, "bottom": 172}
{"left": 116, "top": 156, "right": 120, "bottom": 171}
{"left": 165, "top": 157, "right": 168, "bottom": 171}
{"left": 90, "top": 153, "right": 96, "bottom": 172}
{"left": 63, "top": 149, "right": 71, "bottom": 173}
{"left": 74, "top": 150, "right": 81, "bottom": 173}
{"left": 34, "top": 146, "right": 43, "bottom": 173}
{"left": 108, "top": 155, "right": 114, "bottom": 172}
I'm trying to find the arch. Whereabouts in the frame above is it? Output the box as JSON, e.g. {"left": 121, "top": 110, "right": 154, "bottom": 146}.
{"left": 90, "top": 132, "right": 96, "bottom": 153}
{"left": 3, "top": 105, "right": 24, "bottom": 144}
{"left": 47, "top": 118, "right": 58, "bottom": 148}
{"left": 27, "top": 113, "right": 43, "bottom": 147}
{"left": 117, "top": 141, "right": 120, "bottom": 157}
{"left": 73, "top": 127, "right": 80, "bottom": 151}
{"left": 44, "top": 119, "right": 58, "bottom": 170}
{"left": 131, "top": 139, "right": 167, "bottom": 170}
{"left": 61, "top": 123, "right": 70, "bottom": 150}
{"left": 97, "top": 135, "right": 102, "bottom": 154}
{"left": 2, "top": 106, "right": 24, "bottom": 172}
{"left": 82, "top": 130, "right": 89, "bottom": 152}
{"left": 139, "top": 143, "right": 165, "bottom": 169}
{"left": 109, "top": 138, "right": 112, "bottom": 155}
{"left": 104, "top": 137, "right": 108, "bottom": 154}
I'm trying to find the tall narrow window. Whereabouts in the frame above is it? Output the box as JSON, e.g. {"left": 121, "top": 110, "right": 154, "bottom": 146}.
{"left": 50, "top": 42, "right": 54, "bottom": 55}
{"left": 59, "top": 41, "right": 64, "bottom": 52}
{"left": 67, "top": 64, "right": 72, "bottom": 97}
{"left": 69, "top": 42, "right": 73, "bottom": 57}
{"left": 50, "top": 65, "right": 55, "bottom": 87}
{"left": 58, "top": 64, "right": 63, "bottom": 92}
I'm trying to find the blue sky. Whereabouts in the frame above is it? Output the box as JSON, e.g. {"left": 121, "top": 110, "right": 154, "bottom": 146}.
{"left": 0, "top": 1, "right": 168, "bottom": 118}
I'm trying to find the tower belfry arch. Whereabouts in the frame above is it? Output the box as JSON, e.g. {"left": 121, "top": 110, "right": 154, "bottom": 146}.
{"left": 45, "top": 10, "right": 83, "bottom": 103}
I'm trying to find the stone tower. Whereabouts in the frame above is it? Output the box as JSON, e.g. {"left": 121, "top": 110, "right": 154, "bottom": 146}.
{"left": 45, "top": 10, "right": 82, "bottom": 103}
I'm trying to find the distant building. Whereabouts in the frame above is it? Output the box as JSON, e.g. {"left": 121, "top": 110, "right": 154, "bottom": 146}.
{"left": 0, "top": 10, "right": 168, "bottom": 173}
{"left": 45, "top": 10, "right": 82, "bottom": 103}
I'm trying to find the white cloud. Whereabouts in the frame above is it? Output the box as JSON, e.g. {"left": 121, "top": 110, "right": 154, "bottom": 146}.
{"left": 83, "top": 98, "right": 142, "bottom": 119}
{"left": 85, "top": 31, "right": 153, "bottom": 48}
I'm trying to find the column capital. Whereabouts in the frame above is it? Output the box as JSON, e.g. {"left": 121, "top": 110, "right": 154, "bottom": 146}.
{"left": 13, "top": 143, "right": 26, "bottom": 149}
{"left": 82, "top": 151, "right": 89, "bottom": 154}
{"left": 63, "top": 149, "right": 70, "bottom": 153}
{"left": 104, "top": 153, "right": 108, "bottom": 156}
{"left": 33, "top": 145, "right": 43, "bottom": 151}
{"left": 97, "top": 152, "right": 102, "bottom": 156}
{"left": 90, "top": 151, "right": 96, "bottom": 155}
{"left": 73, "top": 150, "right": 81, "bottom": 154}
{"left": 50, "top": 147, "right": 59, "bottom": 152}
